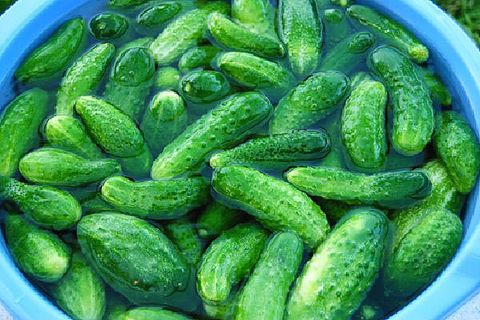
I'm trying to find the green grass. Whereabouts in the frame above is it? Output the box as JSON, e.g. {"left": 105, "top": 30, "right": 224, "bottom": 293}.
{"left": 436, "top": 0, "right": 480, "bottom": 44}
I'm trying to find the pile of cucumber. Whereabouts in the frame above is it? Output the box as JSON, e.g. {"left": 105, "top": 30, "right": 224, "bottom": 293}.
{"left": 1, "top": 0, "right": 479, "bottom": 319}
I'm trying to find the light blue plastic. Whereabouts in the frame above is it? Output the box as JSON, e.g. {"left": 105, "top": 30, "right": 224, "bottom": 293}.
{"left": 0, "top": 0, "right": 479, "bottom": 319}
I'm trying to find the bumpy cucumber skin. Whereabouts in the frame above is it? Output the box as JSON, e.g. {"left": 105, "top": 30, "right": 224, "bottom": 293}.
{"left": 197, "top": 202, "right": 243, "bottom": 238}
{"left": 101, "top": 176, "right": 210, "bottom": 219}
{"left": 75, "top": 96, "right": 146, "bottom": 157}
{"left": 235, "top": 232, "right": 303, "bottom": 320}
{"left": 5, "top": 214, "right": 71, "bottom": 282}
{"left": 341, "top": 80, "right": 387, "bottom": 169}
{"left": 0, "top": 88, "right": 49, "bottom": 177}
{"left": 434, "top": 111, "right": 480, "bottom": 193}
{"left": 156, "top": 67, "right": 181, "bottom": 90}
{"left": 369, "top": 46, "right": 434, "bottom": 155}
{"left": 50, "top": 252, "right": 106, "bottom": 320}
{"left": 119, "top": 307, "right": 192, "bottom": 320}
{"left": 232, "top": 0, "right": 276, "bottom": 37}
{"left": 151, "top": 92, "right": 273, "bottom": 179}
{"left": 141, "top": 91, "right": 188, "bottom": 156}
{"left": 109, "top": 0, "right": 149, "bottom": 8}
{"left": 197, "top": 223, "right": 268, "bottom": 303}
{"left": 418, "top": 67, "right": 452, "bottom": 106}
{"left": 347, "top": 5, "right": 429, "bottom": 63}
{"left": 77, "top": 213, "right": 190, "bottom": 304}
{"left": 137, "top": 3, "right": 182, "bottom": 27}
{"left": 90, "top": 13, "right": 129, "bottom": 40}
{"left": 16, "top": 18, "right": 86, "bottom": 82}
{"left": 279, "top": 0, "right": 322, "bottom": 77}
{"left": 286, "top": 208, "right": 388, "bottom": 320}
{"left": 210, "top": 129, "right": 331, "bottom": 169}
{"left": 179, "top": 70, "right": 231, "bottom": 104}
{"left": 19, "top": 148, "right": 120, "bottom": 187}
{"left": 150, "top": 2, "right": 229, "bottom": 65}
{"left": 208, "top": 13, "right": 284, "bottom": 58}
{"left": 178, "top": 45, "right": 221, "bottom": 73}
{"left": 212, "top": 166, "right": 330, "bottom": 247}
{"left": 323, "top": 9, "right": 351, "bottom": 45}
{"left": 165, "top": 218, "right": 204, "bottom": 266}
{"left": 269, "top": 71, "right": 350, "bottom": 134}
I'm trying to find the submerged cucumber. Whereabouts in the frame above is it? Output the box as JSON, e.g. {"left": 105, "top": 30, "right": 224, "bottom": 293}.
{"left": 156, "top": 66, "right": 182, "bottom": 90}
{"left": 232, "top": 0, "right": 277, "bottom": 37}
{"left": 90, "top": 13, "right": 129, "bottom": 40}
{"left": 323, "top": 8, "right": 351, "bottom": 45}
{"left": 196, "top": 202, "right": 244, "bottom": 239}
{"left": 137, "top": 3, "right": 182, "bottom": 27}
{"left": 178, "top": 45, "right": 221, "bottom": 73}
{"left": 118, "top": 307, "right": 192, "bottom": 320}
{"left": 418, "top": 67, "right": 452, "bottom": 106}
{"left": 117, "top": 144, "right": 153, "bottom": 178}
{"left": 109, "top": 0, "right": 149, "bottom": 8}
{"left": 179, "top": 70, "right": 231, "bottom": 104}
{"left": 165, "top": 218, "right": 205, "bottom": 266}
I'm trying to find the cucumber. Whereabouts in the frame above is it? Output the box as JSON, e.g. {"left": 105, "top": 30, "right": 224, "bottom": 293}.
{"left": 235, "top": 232, "right": 303, "bottom": 320}
{"left": 118, "top": 307, "right": 192, "bottom": 320}
{"left": 117, "top": 144, "right": 153, "bottom": 178}
{"left": 75, "top": 96, "right": 146, "bottom": 157}
{"left": 286, "top": 208, "right": 388, "bottom": 320}
{"left": 369, "top": 46, "right": 434, "bottom": 155}
{"left": 100, "top": 176, "right": 210, "bottom": 219}
{"left": 433, "top": 111, "right": 480, "bottom": 193}
{"left": 0, "top": 88, "right": 49, "bottom": 177}
{"left": 140, "top": 91, "right": 188, "bottom": 156}
{"left": 417, "top": 67, "right": 452, "bottom": 106}
{"left": 15, "top": 18, "right": 86, "bottom": 82}
{"left": 165, "top": 218, "right": 205, "bottom": 266}
{"left": 50, "top": 252, "right": 106, "bottom": 320}
{"left": 81, "top": 194, "right": 115, "bottom": 214}
{"left": 212, "top": 166, "right": 330, "bottom": 247}
{"left": 117, "top": 37, "right": 154, "bottom": 56}
{"left": 19, "top": 148, "right": 120, "bottom": 187}
{"left": 105, "top": 294, "right": 128, "bottom": 320}
{"left": 179, "top": 70, "right": 231, "bottom": 104}
{"left": 156, "top": 67, "right": 182, "bottom": 90}
{"left": 341, "top": 79, "right": 387, "bottom": 169}
{"left": 208, "top": 13, "right": 284, "bottom": 58}
{"left": 5, "top": 214, "right": 71, "bottom": 282}
{"left": 323, "top": 9, "right": 351, "bottom": 45}
{"left": 319, "top": 199, "right": 353, "bottom": 222}
{"left": 90, "top": 13, "right": 129, "bottom": 40}
{"left": 286, "top": 167, "right": 432, "bottom": 208}
{"left": 56, "top": 43, "right": 115, "bottom": 116}
{"left": 197, "top": 223, "right": 268, "bottom": 303}
{"left": 137, "top": 3, "right": 182, "bottom": 27}
{"left": 109, "top": 0, "right": 149, "bottom": 8}
{"left": 279, "top": 0, "right": 322, "bottom": 77}
{"left": 196, "top": 202, "right": 244, "bottom": 239}
{"left": 0, "top": 177, "right": 81, "bottom": 230}
{"left": 347, "top": 5, "right": 429, "bottom": 63}
{"left": 204, "top": 293, "right": 239, "bottom": 320}
{"left": 77, "top": 212, "right": 190, "bottom": 304}
{"left": 232, "top": 0, "right": 277, "bottom": 37}
{"left": 103, "top": 47, "right": 155, "bottom": 120}
{"left": 269, "top": 71, "right": 350, "bottom": 134}
{"left": 210, "top": 129, "right": 331, "bottom": 169}
{"left": 151, "top": 92, "right": 273, "bottom": 179}
{"left": 330, "top": 0, "right": 352, "bottom": 7}
{"left": 178, "top": 45, "right": 221, "bottom": 73}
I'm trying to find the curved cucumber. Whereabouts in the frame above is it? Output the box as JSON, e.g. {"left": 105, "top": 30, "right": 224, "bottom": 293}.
{"left": 118, "top": 307, "right": 192, "bottom": 320}
{"left": 151, "top": 92, "right": 273, "bottom": 179}
{"left": 323, "top": 9, "right": 351, "bottom": 45}
{"left": 179, "top": 70, "right": 231, "bottom": 104}
{"left": 196, "top": 202, "right": 243, "bottom": 239}
{"left": 137, "top": 3, "right": 182, "bottom": 27}
{"left": 178, "top": 45, "right": 221, "bottom": 73}
{"left": 418, "top": 67, "right": 452, "bottom": 106}
{"left": 165, "top": 218, "right": 205, "bottom": 266}
{"left": 90, "top": 13, "right": 129, "bottom": 40}
{"left": 232, "top": 0, "right": 277, "bottom": 37}
{"left": 212, "top": 166, "right": 330, "bottom": 247}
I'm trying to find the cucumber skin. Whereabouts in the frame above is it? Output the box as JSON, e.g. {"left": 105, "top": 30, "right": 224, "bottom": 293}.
{"left": 369, "top": 46, "right": 434, "bottom": 155}
{"left": 16, "top": 18, "right": 86, "bottom": 82}
{"left": 137, "top": 3, "right": 182, "bottom": 27}
{"left": 77, "top": 213, "right": 190, "bottom": 304}
{"left": 196, "top": 202, "right": 243, "bottom": 239}
{"left": 165, "top": 219, "right": 205, "bottom": 266}
{"left": 197, "top": 223, "right": 268, "bottom": 303}
{"left": 117, "top": 37, "right": 154, "bottom": 57}
{"left": 286, "top": 208, "right": 388, "bottom": 320}
{"left": 235, "top": 232, "right": 303, "bottom": 320}
{"left": 178, "top": 45, "right": 221, "bottom": 73}
{"left": 156, "top": 66, "right": 181, "bottom": 90}
{"left": 0, "top": 88, "right": 49, "bottom": 177}
{"left": 341, "top": 80, "right": 387, "bottom": 169}
{"left": 232, "top": 0, "right": 277, "bottom": 37}
{"left": 179, "top": 70, "right": 231, "bottom": 104}
{"left": 101, "top": 176, "right": 210, "bottom": 220}
{"left": 109, "top": 0, "right": 149, "bottom": 8}
{"left": 117, "top": 143, "right": 153, "bottom": 178}
{"left": 212, "top": 166, "right": 330, "bottom": 248}
{"left": 90, "top": 13, "right": 129, "bottom": 40}
{"left": 269, "top": 71, "right": 350, "bottom": 134}
{"left": 151, "top": 92, "right": 273, "bottom": 179}
{"left": 418, "top": 67, "right": 452, "bottom": 106}
{"left": 118, "top": 307, "right": 192, "bottom": 320}
{"left": 81, "top": 194, "right": 115, "bottom": 215}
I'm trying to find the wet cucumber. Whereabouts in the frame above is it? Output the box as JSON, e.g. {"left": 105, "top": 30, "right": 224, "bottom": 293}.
{"left": 197, "top": 223, "right": 268, "bottom": 303}
{"left": 418, "top": 67, "right": 452, "bottom": 106}
{"left": 369, "top": 46, "right": 434, "bottom": 155}
{"left": 286, "top": 208, "right": 388, "bottom": 320}
{"left": 90, "top": 13, "right": 129, "bottom": 40}
{"left": 232, "top": 0, "right": 277, "bottom": 37}
{"left": 137, "top": 3, "right": 182, "bottom": 27}
{"left": 0, "top": 88, "right": 49, "bottom": 177}
{"left": 156, "top": 67, "right": 182, "bottom": 90}
{"left": 196, "top": 202, "right": 243, "bottom": 239}
{"left": 269, "top": 71, "right": 350, "bottom": 134}
{"left": 151, "top": 92, "right": 273, "bottom": 179}
{"left": 210, "top": 129, "right": 331, "bottom": 169}
{"left": 109, "top": 0, "right": 149, "bottom": 8}
{"left": 117, "top": 144, "right": 153, "bottom": 178}
{"left": 323, "top": 9, "right": 351, "bottom": 45}
{"left": 318, "top": 199, "right": 353, "bottom": 222}
{"left": 165, "top": 218, "right": 205, "bottom": 266}
{"left": 178, "top": 45, "right": 221, "bottom": 73}
{"left": 235, "top": 232, "right": 303, "bottom": 320}
{"left": 100, "top": 176, "right": 210, "bottom": 219}
{"left": 118, "top": 307, "right": 192, "bottom": 320}
{"left": 81, "top": 194, "right": 115, "bottom": 214}
{"left": 212, "top": 166, "right": 330, "bottom": 247}
{"left": 179, "top": 70, "right": 231, "bottom": 104}
{"left": 117, "top": 37, "right": 154, "bottom": 56}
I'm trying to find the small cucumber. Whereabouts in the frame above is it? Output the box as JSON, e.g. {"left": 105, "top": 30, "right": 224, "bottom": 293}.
{"left": 197, "top": 223, "right": 268, "bottom": 303}
{"left": 165, "top": 218, "right": 205, "bottom": 266}
{"left": 433, "top": 111, "right": 480, "bottom": 193}
{"left": 117, "top": 37, "right": 154, "bottom": 56}
{"left": 81, "top": 194, "right": 115, "bottom": 214}
{"left": 235, "top": 232, "right": 303, "bottom": 320}
{"left": 100, "top": 176, "right": 210, "bottom": 219}
{"left": 5, "top": 214, "right": 71, "bottom": 282}
{"left": 109, "top": 0, "right": 149, "bottom": 8}
{"left": 232, "top": 0, "right": 277, "bottom": 37}
{"left": 212, "top": 166, "right": 330, "bottom": 248}
{"left": 323, "top": 9, "right": 351, "bottom": 45}
{"left": 341, "top": 79, "right": 387, "bottom": 169}
{"left": 156, "top": 67, "right": 182, "bottom": 90}
{"left": 118, "top": 307, "right": 192, "bottom": 320}
{"left": 204, "top": 293, "right": 239, "bottom": 320}
{"left": 210, "top": 129, "right": 331, "bottom": 169}
{"left": 50, "top": 252, "right": 106, "bottom": 320}
{"left": 319, "top": 199, "right": 353, "bottom": 222}
{"left": 330, "top": 0, "right": 352, "bottom": 7}
{"left": 418, "top": 67, "right": 452, "bottom": 106}
{"left": 347, "top": 5, "right": 429, "bottom": 63}
{"left": 90, "top": 13, "right": 129, "bottom": 40}
{"left": 0, "top": 88, "right": 49, "bottom": 177}
{"left": 279, "top": 0, "right": 322, "bottom": 77}
{"left": 117, "top": 144, "right": 153, "bottom": 178}
{"left": 208, "top": 13, "right": 284, "bottom": 58}
{"left": 286, "top": 208, "right": 388, "bottom": 320}
{"left": 178, "top": 45, "right": 221, "bottom": 73}
{"left": 369, "top": 46, "right": 434, "bottom": 155}
{"left": 151, "top": 92, "right": 273, "bottom": 179}
{"left": 137, "top": 3, "right": 182, "bottom": 27}
{"left": 179, "top": 70, "right": 231, "bottom": 104}
{"left": 196, "top": 201, "right": 243, "bottom": 239}
{"left": 16, "top": 18, "right": 86, "bottom": 82}
{"left": 269, "top": 71, "right": 350, "bottom": 134}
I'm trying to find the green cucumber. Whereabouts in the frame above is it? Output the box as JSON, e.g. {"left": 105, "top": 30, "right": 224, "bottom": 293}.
{"left": 196, "top": 202, "right": 244, "bottom": 239}
{"left": 165, "top": 218, "right": 205, "bottom": 266}
{"left": 286, "top": 208, "right": 388, "bottom": 320}
{"left": 330, "top": 0, "right": 352, "bottom": 7}
{"left": 204, "top": 293, "right": 239, "bottom": 320}
{"left": 156, "top": 67, "right": 182, "bottom": 90}
{"left": 179, "top": 70, "right": 231, "bottom": 104}
{"left": 109, "top": 0, "right": 149, "bottom": 8}
{"left": 137, "top": 3, "right": 182, "bottom": 27}
{"left": 235, "top": 232, "right": 303, "bottom": 320}
{"left": 323, "top": 9, "right": 351, "bottom": 45}
{"left": 318, "top": 199, "right": 353, "bottom": 222}
{"left": 418, "top": 67, "right": 452, "bottom": 106}
{"left": 118, "top": 307, "right": 192, "bottom": 320}
{"left": 212, "top": 166, "right": 330, "bottom": 247}
{"left": 151, "top": 92, "right": 273, "bottom": 179}
{"left": 178, "top": 45, "right": 221, "bottom": 73}
{"left": 81, "top": 194, "right": 115, "bottom": 214}
{"left": 117, "top": 37, "right": 154, "bottom": 56}
{"left": 369, "top": 46, "right": 434, "bottom": 155}
{"left": 90, "top": 13, "right": 129, "bottom": 40}
{"left": 117, "top": 144, "right": 153, "bottom": 178}
{"left": 232, "top": 0, "right": 277, "bottom": 38}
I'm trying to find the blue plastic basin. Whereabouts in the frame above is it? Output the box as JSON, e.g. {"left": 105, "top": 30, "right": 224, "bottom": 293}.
{"left": 0, "top": 0, "right": 480, "bottom": 319}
